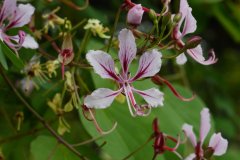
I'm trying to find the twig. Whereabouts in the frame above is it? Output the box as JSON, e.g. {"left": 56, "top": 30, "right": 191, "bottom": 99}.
{"left": 0, "top": 66, "right": 87, "bottom": 160}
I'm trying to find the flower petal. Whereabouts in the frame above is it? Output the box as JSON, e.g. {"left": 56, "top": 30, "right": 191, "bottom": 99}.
{"left": 130, "top": 49, "right": 162, "bottom": 81}
{"left": 7, "top": 4, "right": 35, "bottom": 29}
{"left": 133, "top": 88, "right": 164, "bottom": 107}
{"left": 200, "top": 108, "right": 211, "bottom": 145}
{"left": 184, "top": 153, "right": 196, "bottom": 160}
{"left": 182, "top": 124, "right": 197, "bottom": 147}
{"left": 0, "top": 0, "right": 16, "bottom": 23}
{"left": 179, "top": 0, "right": 197, "bottom": 36}
{"left": 86, "top": 50, "right": 120, "bottom": 81}
{"left": 118, "top": 29, "right": 137, "bottom": 74}
{"left": 176, "top": 53, "right": 187, "bottom": 65}
{"left": 209, "top": 133, "right": 228, "bottom": 156}
{"left": 84, "top": 88, "right": 122, "bottom": 109}
{"left": 22, "top": 34, "right": 39, "bottom": 49}
{"left": 187, "top": 45, "right": 218, "bottom": 65}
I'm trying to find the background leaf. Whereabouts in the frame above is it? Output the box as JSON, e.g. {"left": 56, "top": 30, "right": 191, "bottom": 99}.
{"left": 0, "top": 41, "right": 24, "bottom": 70}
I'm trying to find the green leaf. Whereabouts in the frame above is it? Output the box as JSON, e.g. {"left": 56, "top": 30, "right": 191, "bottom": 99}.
{"left": 0, "top": 41, "right": 24, "bottom": 70}
{"left": 0, "top": 43, "right": 8, "bottom": 70}
{"left": 212, "top": 3, "right": 240, "bottom": 43}
{"left": 30, "top": 135, "right": 79, "bottom": 160}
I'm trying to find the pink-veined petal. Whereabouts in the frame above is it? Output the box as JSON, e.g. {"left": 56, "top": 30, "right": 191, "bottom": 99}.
{"left": 209, "top": 133, "right": 228, "bottom": 156}
{"left": 176, "top": 53, "right": 187, "bottom": 65}
{"left": 133, "top": 88, "right": 164, "bottom": 107}
{"left": 200, "top": 108, "right": 211, "bottom": 145}
{"left": 22, "top": 34, "right": 38, "bottom": 49}
{"left": 6, "top": 4, "right": 35, "bottom": 29}
{"left": 179, "top": 0, "right": 197, "bottom": 36}
{"left": 187, "top": 45, "right": 218, "bottom": 65}
{"left": 118, "top": 29, "right": 137, "bottom": 74}
{"left": 86, "top": 50, "right": 120, "bottom": 81}
{"left": 0, "top": 0, "right": 16, "bottom": 24}
{"left": 184, "top": 153, "right": 196, "bottom": 160}
{"left": 84, "top": 88, "right": 122, "bottom": 109}
{"left": 182, "top": 124, "right": 197, "bottom": 147}
{"left": 130, "top": 49, "right": 162, "bottom": 81}
{"left": 179, "top": 0, "right": 189, "bottom": 24}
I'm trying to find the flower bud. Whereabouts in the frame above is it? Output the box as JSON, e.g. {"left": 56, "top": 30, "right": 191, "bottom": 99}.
{"left": 58, "top": 33, "right": 74, "bottom": 65}
{"left": 149, "top": 9, "right": 157, "bottom": 23}
{"left": 173, "top": 13, "right": 182, "bottom": 24}
{"left": 58, "top": 33, "right": 74, "bottom": 79}
{"left": 185, "top": 36, "right": 202, "bottom": 49}
{"left": 127, "top": 4, "right": 144, "bottom": 25}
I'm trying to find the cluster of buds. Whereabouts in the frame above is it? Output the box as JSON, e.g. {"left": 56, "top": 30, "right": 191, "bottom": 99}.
{"left": 123, "top": 0, "right": 217, "bottom": 65}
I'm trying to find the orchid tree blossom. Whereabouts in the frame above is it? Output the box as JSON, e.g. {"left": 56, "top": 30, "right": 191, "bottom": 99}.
{"left": 173, "top": 0, "right": 217, "bottom": 65}
{"left": 84, "top": 29, "right": 164, "bottom": 117}
{"left": 0, "top": 0, "right": 38, "bottom": 53}
{"left": 182, "top": 108, "right": 228, "bottom": 160}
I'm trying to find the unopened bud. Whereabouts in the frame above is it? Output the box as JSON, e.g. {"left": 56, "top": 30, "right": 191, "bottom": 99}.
{"left": 58, "top": 33, "right": 74, "bottom": 65}
{"left": 173, "top": 13, "right": 182, "bottom": 24}
{"left": 149, "top": 9, "right": 158, "bottom": 24}
{"left": 185, "top": 36, "right": 202, "bottom": 49}
{"left": 127, "top": 4, "right": 144, "bottom": 25}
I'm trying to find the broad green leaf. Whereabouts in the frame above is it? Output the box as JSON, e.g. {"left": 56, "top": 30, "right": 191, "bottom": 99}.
{"left": 30, "top": 135, "right": 79, "bottom": 160}
{"left": 0, "top": 41, "right": 24, "bottom": 70}
{"left": 0, "top": 43, "right": 8, "bottom": 70}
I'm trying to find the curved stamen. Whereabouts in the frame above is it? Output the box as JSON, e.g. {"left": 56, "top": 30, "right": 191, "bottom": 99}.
{"left": 88, "top": 109, "right": 118, "bottom": 135}
{"left": 124, "top": 85, "right": 137, "bottom": 117}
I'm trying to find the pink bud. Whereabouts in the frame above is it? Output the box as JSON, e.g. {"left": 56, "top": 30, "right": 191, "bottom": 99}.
{"left": 127, "top": 4, "right": 144, "bottom": 25}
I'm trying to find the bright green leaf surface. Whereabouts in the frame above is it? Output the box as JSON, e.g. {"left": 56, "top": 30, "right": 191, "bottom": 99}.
{"left": 30, "top": 135, "right": 79, "bottom": 160}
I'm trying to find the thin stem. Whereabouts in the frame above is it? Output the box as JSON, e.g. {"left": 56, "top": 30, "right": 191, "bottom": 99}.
{"left": 122, "top": 136, "right": 153, "bottom": 160}
{"left": 72, "top": 135, "right": 104, "bottom": 147}
{"left": 59, "top": 0, "right": 89, "bottom": 11}
{"left": 179, "top": 65, "right": 191, "bottom": 89}
{"left": 71, "top": 19, "right": 87, "bottom": 32}
{"left": 76, "top": 30, "right": 91, "bottom": 61}
{"left": 0, "top": 66, "right": 87, "bottom": 160}
{"left": 107, "top": 6, "right": 122, "bottom": 52}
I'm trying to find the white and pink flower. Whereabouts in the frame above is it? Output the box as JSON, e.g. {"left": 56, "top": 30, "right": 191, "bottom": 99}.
{"left": 84, "top": 29, "right": 164, "bottom": 116}
{"left": 0, "top": 0, "right": 38, "bottom": 52}
{"left": 173, "top": 0, "right": 217, "bottom": 65}
{"left": 182, "top": 108, "right": 228, "bottom": 160}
